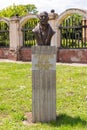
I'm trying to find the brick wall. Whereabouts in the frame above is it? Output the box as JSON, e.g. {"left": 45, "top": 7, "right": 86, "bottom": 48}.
{"left": 0, "top": 48, "right": 9, "bottom": 59}
{"left": 1, "top": 47, "right": 87, "bottom": 63}
{"left": 19, "top": 48, "right": 32, "bottom": 61}
{"left": 58, "top": 49, "right": 87, "bottom": 63}
{"left": 19, "top": 48, "right": 87, "bottom": 63}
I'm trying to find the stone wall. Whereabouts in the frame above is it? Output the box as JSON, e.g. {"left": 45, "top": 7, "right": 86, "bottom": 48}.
{"left": 1, "top": 8, "right": 87, "bottom": 63}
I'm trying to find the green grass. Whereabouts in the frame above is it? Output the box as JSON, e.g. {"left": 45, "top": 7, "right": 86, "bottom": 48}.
{"left": 0, "top": 62, "right": 87, "bottom": 130}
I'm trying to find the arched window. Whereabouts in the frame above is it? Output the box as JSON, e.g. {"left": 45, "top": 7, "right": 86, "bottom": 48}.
{"left": 22, "top": 18, "right": 39, "bottom": 47}
{"left": 0, "top": 21, "right": 9, "bottom": 47}
{"left": 59, "top": 14, "right": 86, "bottom": 48}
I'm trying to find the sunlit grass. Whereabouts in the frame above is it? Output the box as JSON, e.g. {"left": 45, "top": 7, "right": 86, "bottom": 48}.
{"left": 0, "top": 62, "right": 87, "bottom": 130}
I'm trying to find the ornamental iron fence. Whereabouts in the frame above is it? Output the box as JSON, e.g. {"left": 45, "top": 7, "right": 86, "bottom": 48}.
{"left": 22, "top": 18, "right": 39, "bottom": 47}
{"left": 0, "top": 22, "right": 9, "bottom": 47}
{"left": 59, "top": 14, "right": 87, "bottom": 49}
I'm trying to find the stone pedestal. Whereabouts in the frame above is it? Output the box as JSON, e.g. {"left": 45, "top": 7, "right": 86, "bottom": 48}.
{"left": 32, "top": 46, "right": 56, "bottom": 123}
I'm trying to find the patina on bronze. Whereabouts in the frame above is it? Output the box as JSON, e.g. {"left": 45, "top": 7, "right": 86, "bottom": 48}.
{"left": 33, "top": 11, "right": 55, "bottom": 46}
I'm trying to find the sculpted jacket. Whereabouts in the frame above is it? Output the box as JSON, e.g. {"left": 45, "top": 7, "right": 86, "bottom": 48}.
{"left": 33, "top": 23, "right": 55, "bottom": 46}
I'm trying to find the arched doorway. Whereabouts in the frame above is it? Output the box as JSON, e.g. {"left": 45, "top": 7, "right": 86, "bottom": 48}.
{"left": 59, "top": 14, "right": 83, "bottom": 48}
{"left": 22, "top": 18, "right": 39, "bottom": 47}
{"left": 20, "top": 15, "right": 39, "bottom": 47}
{"left": 56, "top": 8, "right": 87, "bottom": 48}
{"left": 0, "top": 19, "right": 9, "bottom": 47}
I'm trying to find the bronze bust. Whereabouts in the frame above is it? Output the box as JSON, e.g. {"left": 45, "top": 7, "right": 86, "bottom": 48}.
{"left": 33, "top": 11, "right": 55, "bottom": 46}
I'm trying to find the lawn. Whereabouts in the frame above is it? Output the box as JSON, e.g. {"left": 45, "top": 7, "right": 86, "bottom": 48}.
{"left": 0, "top": 62, "right": 87, "bottom": 130}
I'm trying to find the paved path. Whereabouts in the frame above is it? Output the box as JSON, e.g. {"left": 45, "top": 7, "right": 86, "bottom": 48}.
{"left": 0, "top": 59, "right": 29, "bottom": 64}
{"left": 0, "top": 59, "right": 87, "bottom": 66}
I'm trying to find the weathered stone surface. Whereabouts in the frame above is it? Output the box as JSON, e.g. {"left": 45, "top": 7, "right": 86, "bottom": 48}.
{"left": 32, "top": 46, "right": 56, "bottom": 122}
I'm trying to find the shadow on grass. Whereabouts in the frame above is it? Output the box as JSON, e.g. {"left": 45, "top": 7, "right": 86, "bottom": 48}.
{"left": 48, "top": 113, "right": 87, "bottom": 127}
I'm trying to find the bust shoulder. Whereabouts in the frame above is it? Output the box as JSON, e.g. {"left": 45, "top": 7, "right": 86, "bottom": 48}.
{"left": 32, "top": 24, "right": 40, "bottom": 33}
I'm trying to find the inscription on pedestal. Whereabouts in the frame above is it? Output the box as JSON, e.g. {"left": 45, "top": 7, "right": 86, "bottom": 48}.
{"left": 32, "top": 54, "right": 56, "bottom": 70}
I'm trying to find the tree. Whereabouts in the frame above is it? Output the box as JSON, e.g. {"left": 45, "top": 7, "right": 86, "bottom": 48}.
{"left": 0, "top": 4, "right": 38, "bottom": 18}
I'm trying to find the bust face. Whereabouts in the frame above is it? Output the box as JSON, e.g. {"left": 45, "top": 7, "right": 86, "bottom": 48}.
{"left": 39, "top": 12, "right": 49, "bottom": 25}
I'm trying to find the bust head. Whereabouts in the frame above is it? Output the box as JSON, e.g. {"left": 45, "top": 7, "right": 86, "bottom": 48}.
{"left": 38, "top": 11, "right": 49, "bottom": 25}
{"left": 33, "top": 11, "right": 55, "bottom": 46}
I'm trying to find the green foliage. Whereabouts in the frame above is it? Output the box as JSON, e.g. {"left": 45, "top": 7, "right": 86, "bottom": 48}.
{"left": 60, "top": 14, "right": 83, "bottom": 48}
{"left": 22, "top": 18, "right": 39, "bottom": 47}
{"left": 60, "top": 14, "right": 82, "bottom": 44}
{"left": 0, "top": 21, "right": 9, "bottom": 47}
{"left": 62, "top": 14, "right": 82, "bottom": 27}
{"left": 0, "top": 4, "right": 38, "bottom": 18}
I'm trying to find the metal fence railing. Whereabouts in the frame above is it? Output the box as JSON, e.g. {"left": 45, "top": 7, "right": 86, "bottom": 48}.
{"left": 22, "top": 18, "right": 39, "bottom": 47}
{"left": 0, "top": 22, "right": 9, "bottom": 47}
{"left": 59, "top": 14, "right": 87, "bottom": 49}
